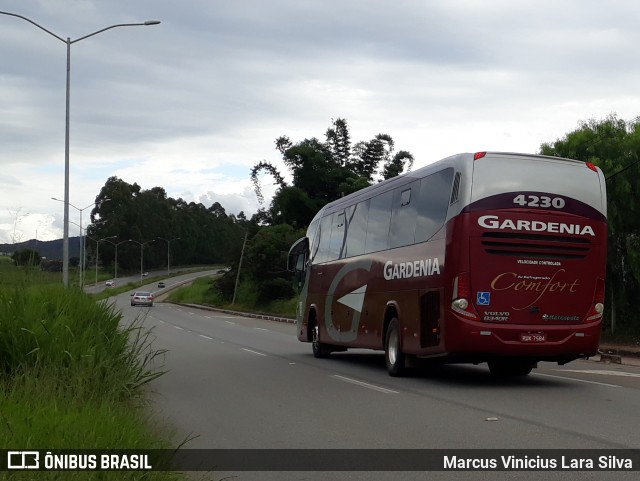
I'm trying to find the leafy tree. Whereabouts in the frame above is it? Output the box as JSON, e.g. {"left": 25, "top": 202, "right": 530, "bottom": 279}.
{"left": 325, "top": 118, "right": 351, "bottom": 166}
{"left": 250, "top": 118, "right": 414, "bottom": 229}
{"left": 382, "top": 150, "right": 415, "bottom": 180}
{"left": 86, "top": 177, "right": 245, "bottom": 272}
{"left": 241, "top": 223, "right": 306, "bottom": 302}
{"left": 540, "top": 114, "right": 640, "bottom": 333}
{"left": 250, "top": 161, "right": 287, "bottom": 205}
{"left": 351, "top": 133, "right": 394, "bottom": 181}
{"left": 11, "top": 248, "right": 41, "bottom": 266}
{"left": 269, "top": 186, "right": 320, "bottom": 228}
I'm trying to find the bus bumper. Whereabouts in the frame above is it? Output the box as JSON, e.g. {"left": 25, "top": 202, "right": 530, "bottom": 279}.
{"left": 439, "top": 314, "right": 602, "bottom": 363}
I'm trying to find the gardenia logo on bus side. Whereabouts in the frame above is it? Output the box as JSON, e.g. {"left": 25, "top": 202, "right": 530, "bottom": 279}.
{"left": 383, "top": 258, "right": 440, "bottom": 280}
{"left": 477, "top": 215, "right": 596, "bottom": 236}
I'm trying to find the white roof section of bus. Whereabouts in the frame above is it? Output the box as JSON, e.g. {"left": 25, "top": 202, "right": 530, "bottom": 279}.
{"left": 470, "top": 152, "right": 607, "bottom": 217}
{"left": 308, "top": 151, "right": 606, "bottom": 228}
{"left": 316, "top": 152, "right": 465, "bottom": 219}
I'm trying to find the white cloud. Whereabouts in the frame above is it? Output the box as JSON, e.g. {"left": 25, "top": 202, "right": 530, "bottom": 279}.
{"left": 2, "top": 0, "right": 640, "bottom": 243}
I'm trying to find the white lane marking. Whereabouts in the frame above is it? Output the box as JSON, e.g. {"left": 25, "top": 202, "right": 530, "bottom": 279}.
{"left": 174, "top": 326, "right": 184, "bottom": 330}
{"left": 332, "top": 375, "right": 399, "bottom": 394}
{"left": 199, "top": 335, "right": 213, "bottom": 340}
{"left": 559, "top": 369, "right": 640, "bottom": 378}
{"left": 225, "top": 321, "right": 236, "bottom": 325}
{"left": 254, "top": 327, "right": 269, "bottom": 331}
{"left": 205, "top": 316, "right": 212, "bottom": 319}
{"left": 242, "top": 348, "right": 267, "bottom": 357}
{"left": 535, "top": 373, "right": 620, "bottom": 388}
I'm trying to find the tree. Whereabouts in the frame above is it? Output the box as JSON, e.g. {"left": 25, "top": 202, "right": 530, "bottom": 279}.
{"left": 244, "top": 224, "right": 295, "bottom": 282}
{"left": 325, "top": 118, "right": 351, "bottom": 166}
{"left": 350, "top": 133, "right": 394, "bottom": 182}
{"left": 86, "top": 177, "right": 244, "bottom": 271}
{"left": 382, "top": 150, "right": 415, "bottom": 180}
{"left": 11, "top": 248, "right": 41, "bottom": 266}
{"left": 250, "top": 118, "right": 414, "bottom": 229}
{"left": 540, "top": 114, "right": 640, "bottom": 333}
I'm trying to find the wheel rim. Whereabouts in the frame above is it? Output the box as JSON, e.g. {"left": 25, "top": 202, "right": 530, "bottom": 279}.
{"left": 388, "top": 329, "right": 398, "bottom": 366}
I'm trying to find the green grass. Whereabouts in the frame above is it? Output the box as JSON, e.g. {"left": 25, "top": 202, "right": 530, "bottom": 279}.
{"left": 165, "top": 277, "right": 215, "bottom": 305}
{"left": 0, "top": 261, "right": 196, "bottom": 480}
{"left": 167, "top": 277, "right": 297, "bottom": 318}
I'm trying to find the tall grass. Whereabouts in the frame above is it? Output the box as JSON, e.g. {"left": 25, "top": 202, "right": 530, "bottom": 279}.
{"left": 0, "top": 283, "right": 184, "bottom": 472}
{"left": 167, "top": 277, "right": 297, "bottom": 318}
{"left": 0, "top": 261, "right": 208, "bottom": 480}
{"left": 0, "top": 285, "right": 163, "bottom": 401}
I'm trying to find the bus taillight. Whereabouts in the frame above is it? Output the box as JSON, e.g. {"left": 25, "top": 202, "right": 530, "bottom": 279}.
{"left": 473, "top": 152, "right": 487, "bottom": 160}
{"left": 585, "top": 278, "right": 605, "bottom": 321}
{"left": 586, "top": 162, "right": 598, "bottom": 172}
{"left": 451, "top": 272, "right": 480, "bottom": 320}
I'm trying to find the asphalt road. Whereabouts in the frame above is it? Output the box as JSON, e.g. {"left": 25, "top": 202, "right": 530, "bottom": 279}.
{"left": 110, "top": 286, "right": 640, "bottom": 481}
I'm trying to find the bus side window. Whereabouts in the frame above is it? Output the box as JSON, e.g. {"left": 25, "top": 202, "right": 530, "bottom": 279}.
{"left": 344, "top": 200, "right": 369, "bottom": 258}
{"left": 365, "top": 190, "right": 393, "bottom": 253}
{"left": 415, "top": 168, "right": 454, "bottom": 243}
{"left": 306, "top": 219, "right": 320, "bottom": 261}
{"left": 314, "top": 215, "right": 333, "bottom": 264}
{"left": 328, "top": 211, "right": 346, "bottom": 261}
{"left": 390, "top": 180, "right": 419, "bottom": 248}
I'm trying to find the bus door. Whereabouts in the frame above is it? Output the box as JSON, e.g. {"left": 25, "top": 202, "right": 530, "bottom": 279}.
{"left": 288, "top": 236, "right": 310, "bottom": 339}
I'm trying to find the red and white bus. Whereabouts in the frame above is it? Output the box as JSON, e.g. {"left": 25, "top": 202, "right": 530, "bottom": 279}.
{"left": 288, "top": 152, "right": 607, "bottom": 376}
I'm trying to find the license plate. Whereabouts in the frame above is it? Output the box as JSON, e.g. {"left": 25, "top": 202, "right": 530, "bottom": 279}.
{"left": 521, "top": 333, "right": 546, "bottom": 343}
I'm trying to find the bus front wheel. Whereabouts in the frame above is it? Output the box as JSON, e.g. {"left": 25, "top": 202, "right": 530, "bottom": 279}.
{"left": 385, "top": 318, "right": 406, "bottom": 377}
{"left": 312, "top": 323, "right": 331, "bottom": 359}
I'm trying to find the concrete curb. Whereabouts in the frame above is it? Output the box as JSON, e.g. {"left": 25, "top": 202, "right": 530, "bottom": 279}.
{"left": 180, "top": 303, "right": 296, "bottom": 324}
{"left": 596, "top": 351, "right": 623, "bottom": 364}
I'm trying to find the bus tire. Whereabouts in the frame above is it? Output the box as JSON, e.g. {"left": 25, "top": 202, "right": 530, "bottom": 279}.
{"left": 312, "top": 323, "right": 331, "bottom": 359}
{"left": 385, "top": 318, "right": 406, "bottom": 377}
{"left": 488, "top": 360, "right": 533, "bottom": 377}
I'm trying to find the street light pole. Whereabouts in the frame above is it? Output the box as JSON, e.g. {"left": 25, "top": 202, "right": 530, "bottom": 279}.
{"left": 158, "top": 237, "right": 180, "bottom": 277}
{"left": 129, "top": 239, "right": 156, "bottom": 284}
{"left": 95, "top": 235, "right": 117, "bottom": 285}
{"left": 104, "top": 239, "right": 130, "bottom": 280}
{"left": 52, "top": 197, "right": 98, "bottom": 289}
{"left": 1, "top": 11, "right": 160, "bottom": 287}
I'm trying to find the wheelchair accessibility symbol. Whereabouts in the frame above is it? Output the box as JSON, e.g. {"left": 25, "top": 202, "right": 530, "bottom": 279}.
{"left": 477, "top": 292, "right": 491, "bottom": 306}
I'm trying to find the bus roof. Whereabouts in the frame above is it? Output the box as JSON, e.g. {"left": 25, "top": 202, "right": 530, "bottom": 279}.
{"left": 315, "top": 152, "right": 606, "bottom": 219}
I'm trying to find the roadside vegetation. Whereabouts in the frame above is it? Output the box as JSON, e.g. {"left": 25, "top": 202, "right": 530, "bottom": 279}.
{"left": 167, "top": 275, "right": 296, "bottom": 318}
{"left": 0, "top": 262, "right": 187, "bottom": 480}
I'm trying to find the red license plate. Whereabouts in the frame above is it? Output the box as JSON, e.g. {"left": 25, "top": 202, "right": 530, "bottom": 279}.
{"left": 520, "top": 333, "right": 546, "bottom": 343}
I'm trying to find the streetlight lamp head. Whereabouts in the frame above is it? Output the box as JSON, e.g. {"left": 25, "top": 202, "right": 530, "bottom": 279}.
{"left": 144, "top": 20, "right": 161, "bottom": 25}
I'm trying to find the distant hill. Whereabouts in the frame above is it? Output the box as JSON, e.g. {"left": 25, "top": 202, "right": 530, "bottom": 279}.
{"left": 0, "top": 237, "right": 81, "bottom": 260}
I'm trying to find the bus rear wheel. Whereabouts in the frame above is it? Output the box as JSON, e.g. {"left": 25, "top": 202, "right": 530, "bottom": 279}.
{"left": 312, "top": 323, "right": 331, "bottom": 358}
{"left": 385, "top": 318, "right": 406, "bottom": 377}
{"left": 488, "top": 360, "right": 533, "bottom": 377}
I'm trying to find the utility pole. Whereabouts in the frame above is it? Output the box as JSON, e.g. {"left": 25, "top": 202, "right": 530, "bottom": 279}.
{"left": 231, "top": 230, "right": 248, "bottom": 305}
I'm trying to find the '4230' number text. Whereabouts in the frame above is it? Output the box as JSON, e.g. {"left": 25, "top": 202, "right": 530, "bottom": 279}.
{"left": 513, "top": 194, "right": 565, "bottom": 209}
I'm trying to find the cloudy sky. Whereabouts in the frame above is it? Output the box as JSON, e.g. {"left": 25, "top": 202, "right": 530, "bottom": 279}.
{"left": 1, "top": 0, "right": 639, "bottom": 244}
